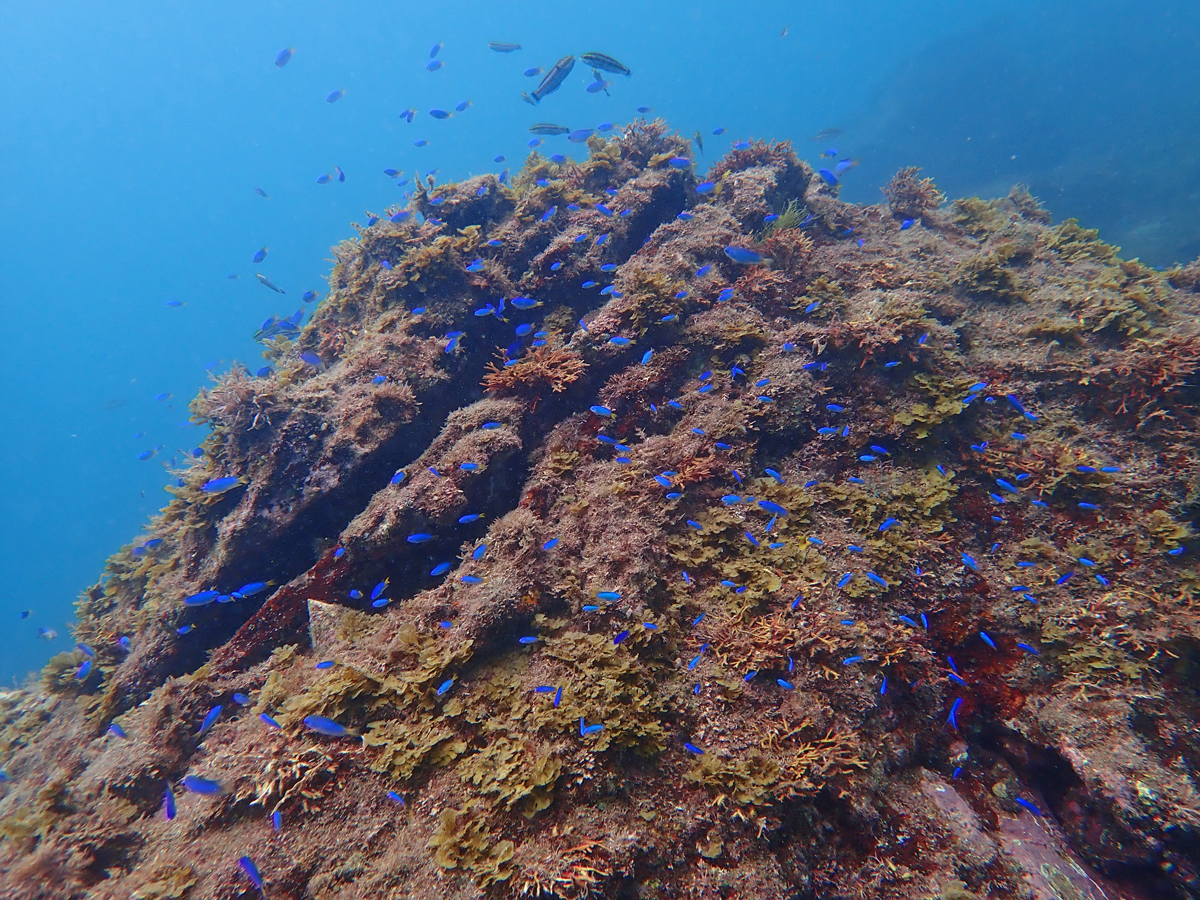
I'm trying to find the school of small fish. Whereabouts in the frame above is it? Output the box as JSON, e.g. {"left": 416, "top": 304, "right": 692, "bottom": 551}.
{"left": 20, "top": 21, "right": 1190, "bottom": 900}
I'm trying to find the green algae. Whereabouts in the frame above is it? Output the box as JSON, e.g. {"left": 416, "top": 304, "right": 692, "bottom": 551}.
{"left": 951, "top": 197, "right": 1008, "bottom": 236}
{"left": 0, "top": 769, "right": 73, "bottom": 849}
{"left": 939, "top": 881, "right": 982, "bottom": 900}
{"left": 684, "top": 750, "right": 783, "bottom": 808}
{"left": 1044, "top": 218, "right": 1119, "bottom": 263}
{"left": 893, "top": 374, "right": 973, "bottom": 438}
{"left": 792, "top": 274, "right": 847, "bottom": 317}
{"left": 364, "top": 717, "right": 466, "bottom": 781}
{"left": 762, "top": 198, "right": 804, "bottom": 238}
{"left": 1144, "top": 509, "right": 1193, "bottom": 550}
{"left": 1068, "top": 259, "right": 1171, "bottom": 337}
{"left": 542, "top": 629, "right": 671, "bottom": 755}
{"left": 666, "top": 480, "right": 816, "bottom": 617}
{"left": 129, "top": 864, "right": 198, "bottom": 900}
{"left": 460, "top": 736, "right": 562, "bottom": 817}
{"left": 623, "top": 268, "right": 689, "bottom": 335}
{"left": 428, "top": 802, "right": 516, "bottom": 887}
{"left": 954, "top": 242, "right": 1030, "bottom": 303}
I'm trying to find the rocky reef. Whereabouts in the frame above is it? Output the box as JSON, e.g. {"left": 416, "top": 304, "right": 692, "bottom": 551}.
{"left": 2, "top": 121, "right": 1199, "bottom": 900}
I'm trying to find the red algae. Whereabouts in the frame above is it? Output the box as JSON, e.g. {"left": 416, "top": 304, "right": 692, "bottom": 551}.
{"left": 2, "top": 123, "right": 1200, "bottom": 900}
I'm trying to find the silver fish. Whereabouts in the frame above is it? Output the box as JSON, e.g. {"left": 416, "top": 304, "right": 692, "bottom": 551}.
{"left": 488, "top": 42, "right": 521, "bottom": 52}
{"left": 255, "top": 273, "right": 286, "bottom": 294}
{"left": 580, "top": 52, "right": 630, "bottom": 77}
{"left": 521, "top": 91, "right": 538, "bottom": 106}
{"left": 529, "top": 123, "right": 570, "bottom": 135}
{"left": 533, "top": 56, "right": 575, "bottom": 101}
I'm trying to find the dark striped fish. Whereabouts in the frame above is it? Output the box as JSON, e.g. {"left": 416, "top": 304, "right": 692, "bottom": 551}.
{"left": 488, "top": 42, "right": 521, "bottom": 52}
{"left": 529, "top": 123, "right": 570, "bottom": 135}
{"left": 533, "top": 56, "right": 575, "bottom": 101}
{"left": 580, "top": 52, "right": 631, "bottom": 77}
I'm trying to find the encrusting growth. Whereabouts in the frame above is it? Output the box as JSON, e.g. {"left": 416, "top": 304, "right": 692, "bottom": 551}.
{"left": 1, "top": 120, "right": 1199, "bottom": 900}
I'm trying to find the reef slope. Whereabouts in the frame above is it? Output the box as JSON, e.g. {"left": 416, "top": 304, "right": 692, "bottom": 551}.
{"left": 2, "top": 123, "right": 1199, "bottom": 900}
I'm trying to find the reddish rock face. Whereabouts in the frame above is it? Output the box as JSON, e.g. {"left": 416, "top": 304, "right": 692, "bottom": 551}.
{"left": 3, "top": 123, "right": 1198, "bottom": 900}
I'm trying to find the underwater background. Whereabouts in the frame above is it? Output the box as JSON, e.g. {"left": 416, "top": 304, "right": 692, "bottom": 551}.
{"left": 4, "top": 2, "right": 1200, "bottom": 897}
{"left": 1, "top": 0, "right": 1197, "bottom": 683}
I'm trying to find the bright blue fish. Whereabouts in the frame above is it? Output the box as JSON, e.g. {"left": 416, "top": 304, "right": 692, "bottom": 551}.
{"left": 184, "top": 590, "right": 219, "bottom": 607}
{"left": 724, "top": 246, "right": 768, "bottom": 265}
{"left": 1015, "top": 797, "right": 1042, "bottom": 816}
{"left": 947, "top": 697, "right": 963, "bottom": 729}
{"left": 304, "top": 715, "right": 351, "bottom": 737}
{"left": 198, "top": 705, "right": 222, "bottom": 736}
{"left": 201, "top": 477, "right": 242, "bottom": 494}
{"left": 239, "top": 855, "right": 263, "bottom": 890}
{"left": 181, "top": 775, "right": 223, "bottom": 795}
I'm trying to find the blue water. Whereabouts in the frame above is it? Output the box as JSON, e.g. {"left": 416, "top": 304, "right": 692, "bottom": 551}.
{"left": 1, "top": 0, "right": 1195, "bottom": 682}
